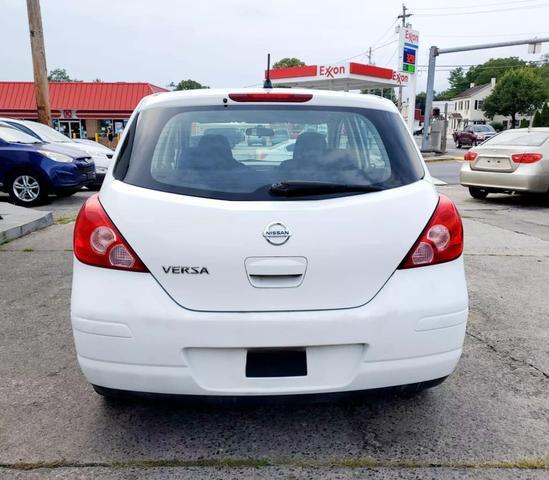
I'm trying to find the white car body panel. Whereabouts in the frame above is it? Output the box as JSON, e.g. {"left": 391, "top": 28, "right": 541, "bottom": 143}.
{"left": 71, "top": 88, "right": 467, "bottom": 396}
{"left": 72, "top": 256, "right": 467, "bottom": 395}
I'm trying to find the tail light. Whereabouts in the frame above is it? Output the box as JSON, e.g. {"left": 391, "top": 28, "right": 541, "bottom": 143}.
{"left": 399, "top": 195, "right": 463, "bottom": 269}
{"left": 511, "top": 153, "right": 543, "bottom": 164}
{"left": 73, "top": 194, "right": 148, "bottom": 272}
{"left": 228, "top": 93, "right": 313, "bottom": 102}
{"left": 463, "top": 151, "right": 478, "bottom": 161}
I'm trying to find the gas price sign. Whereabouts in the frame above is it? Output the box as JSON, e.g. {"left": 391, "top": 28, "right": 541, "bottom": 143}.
{"left": 399, "top": 27, "right": 419, "bottom": 74}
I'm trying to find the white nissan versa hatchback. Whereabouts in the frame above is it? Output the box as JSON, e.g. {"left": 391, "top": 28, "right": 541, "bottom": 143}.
{"left": 71, "top": 89, "right": 468, "bottom": 400}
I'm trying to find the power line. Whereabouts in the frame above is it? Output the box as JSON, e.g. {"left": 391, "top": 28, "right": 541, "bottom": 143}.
{"left": 422, "top": 31, "right": 549, "bottom": 39}
{"left": 415, "top": 3, "right": 549, "bottom": 17}
{"left": 413, "top": 0, "right": 543, "bottom": 11}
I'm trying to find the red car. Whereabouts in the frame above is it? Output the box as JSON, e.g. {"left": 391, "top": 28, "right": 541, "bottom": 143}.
{"left": 453, "top": 124, "right": 496, "bottom": 148}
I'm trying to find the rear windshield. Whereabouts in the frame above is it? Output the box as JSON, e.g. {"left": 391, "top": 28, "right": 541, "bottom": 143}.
{"left": 473, "top": 125, "right": 495, "bottom": 133}
{"left": 484, "top": 130, "right": 549, "bottom": 147}
{"left": 117, "top": 105, "right": 424, "bottom": 201}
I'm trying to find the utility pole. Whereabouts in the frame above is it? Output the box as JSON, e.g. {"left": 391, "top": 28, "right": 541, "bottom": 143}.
{"left": 396, "top": 4, "right": 412, "bottom": 111}
{"left": 26, "top": 0, "right": 51, "bottom": 126}
{"left": 367, "top": 47, "right": 373, "bottom": 64}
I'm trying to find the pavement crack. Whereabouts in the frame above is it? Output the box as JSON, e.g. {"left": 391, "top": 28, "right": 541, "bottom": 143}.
{"left": 466, "top": 330, "right": 549, "bottom": 379}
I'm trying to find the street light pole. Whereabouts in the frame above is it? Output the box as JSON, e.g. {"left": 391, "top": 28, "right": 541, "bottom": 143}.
{"left": 421, "top": 36, "right": 549, "bottom": 152}
{"left": 26, "top": 0, "right": 51, "bottom": 126}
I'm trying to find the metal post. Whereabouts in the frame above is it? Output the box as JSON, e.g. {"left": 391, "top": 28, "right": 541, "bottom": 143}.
{"left": 421, "top": 45, "right": 438, "bottom": 151}
{"left": 441, "top": 102, "right": 448, "bottom": 153}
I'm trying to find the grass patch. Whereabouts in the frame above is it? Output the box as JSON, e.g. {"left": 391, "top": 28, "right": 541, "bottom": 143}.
{"left": 55, "top": 215, "right": 76, "bottom": 225}
{"left": 22, "top": 248, "right": 34, "bottom": 252}
{"left": 1, "top": 456, "right": 547, "bottom": 472}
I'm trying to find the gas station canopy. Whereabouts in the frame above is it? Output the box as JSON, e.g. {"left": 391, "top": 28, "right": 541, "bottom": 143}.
{"left": 268, "top": 62, "right": 410, "bottom": 91}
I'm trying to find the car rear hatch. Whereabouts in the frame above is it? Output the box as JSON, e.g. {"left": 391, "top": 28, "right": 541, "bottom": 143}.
{"left": 101, "top": 92, "right": 435, "bottom": 312}
{"left": 100, "top": 179, "right": 437, "bottom": 312}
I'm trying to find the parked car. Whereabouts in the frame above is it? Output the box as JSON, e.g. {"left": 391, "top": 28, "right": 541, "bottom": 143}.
{"left": 0, "top": 123, "right": 95, "bottom": 206}
{"left": 0, "top": 118, "right": 112, "bottom": 189}
{"left": 460, "top": 128, "right": 549, "bottom": 199}
{"left": 71, "top": 88, "right": 467, "bottom": 400}
{"left": 203, "top": 127, "right": 244, "bottom": 148}
{"left": 74, "top": 138, "right": 115, "bottom": 154}
{"left": 453, "top": 124, "right": 496, "bottom": 148}
{"left": 255, "top": 139, "right": 295, "bottom": 162}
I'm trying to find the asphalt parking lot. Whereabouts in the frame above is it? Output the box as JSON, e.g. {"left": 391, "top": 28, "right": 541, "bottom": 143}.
{"left": 0, "top": 177, "right": 548, "bottom": 479}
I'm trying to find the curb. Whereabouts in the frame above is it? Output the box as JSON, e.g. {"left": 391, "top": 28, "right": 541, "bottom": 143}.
{"left": 0, "top": 203, "right": 54, "bottom": 245}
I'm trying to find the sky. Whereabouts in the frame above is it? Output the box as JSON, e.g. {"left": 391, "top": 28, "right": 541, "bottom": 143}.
{"left": 2, "top": 0, "right": 548, "bottom": 97}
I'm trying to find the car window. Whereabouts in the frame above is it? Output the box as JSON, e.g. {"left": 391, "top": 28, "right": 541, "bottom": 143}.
{"left": 484, "top": 130, "right": 549, "bottom": 147}
{"left": 0, "top": 125, "right": 42, "bottom": 144}
{"left": 24, "top": 121, "right": 72, "bottom": 143}
{"left": 122, "top": 105, "right": 424, "bottom": 201}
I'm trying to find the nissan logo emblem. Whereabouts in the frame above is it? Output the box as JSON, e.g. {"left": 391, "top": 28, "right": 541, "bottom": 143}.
{"left": 263, "top": 222, "right": 291, "bottom": 246}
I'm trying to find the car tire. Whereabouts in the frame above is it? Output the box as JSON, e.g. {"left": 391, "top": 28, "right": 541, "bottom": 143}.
{"left": 472, "top": 140, "right": 478, "bottom": 147}
{"left": 455, "top": 140, "right": 461, "bottom": 149}
{"left": 394, "top": 376, "right": 448, "bottom": 398}
{"left": 7, "top": 170, "right": 48, "bottom": 207}
{"left": 469, "top": 187, "right": 488, "bottom": 199}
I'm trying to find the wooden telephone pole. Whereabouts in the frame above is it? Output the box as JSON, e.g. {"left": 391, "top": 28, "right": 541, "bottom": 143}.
{"left": 26, "top": 0, "right": 51, "bottom": 125}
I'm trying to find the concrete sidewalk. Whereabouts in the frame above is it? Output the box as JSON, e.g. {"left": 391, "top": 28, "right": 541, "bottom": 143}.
{"left": 0, "top": 202, "right": 53, "bottom": 244}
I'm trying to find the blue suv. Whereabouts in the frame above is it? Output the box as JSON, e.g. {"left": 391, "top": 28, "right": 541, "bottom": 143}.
{"left": 0, "top": 123, "right": 95, "bottom": 206}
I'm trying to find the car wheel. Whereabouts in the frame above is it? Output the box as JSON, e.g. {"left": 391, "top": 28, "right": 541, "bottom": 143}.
{"left": 472, "top": 140, "right": 478, "bottom": 147}
{"left": 456, "top": 140, "right": 461, "bottom": 149}
{"left": 7, "top": 171, "right": 48, "bottom": 207}
{"left": 469, "top": 187, "right": 488, "bottom": 199}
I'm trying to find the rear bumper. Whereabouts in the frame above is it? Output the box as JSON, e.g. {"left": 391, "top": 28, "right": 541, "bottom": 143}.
{"left": 460, "top": 162, "right": 549, "bottom": 193}
{"left": 71, "top": 257, "right": 468, "bottom": 396}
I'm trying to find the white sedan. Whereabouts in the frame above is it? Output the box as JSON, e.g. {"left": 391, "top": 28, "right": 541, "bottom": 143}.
{"left": 460, "top": 128, "right": 549, "bottom": 198}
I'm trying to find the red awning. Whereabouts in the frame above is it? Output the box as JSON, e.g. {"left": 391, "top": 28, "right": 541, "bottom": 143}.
{"left": 0, "top": 81, "right": 168, "bottom": 119}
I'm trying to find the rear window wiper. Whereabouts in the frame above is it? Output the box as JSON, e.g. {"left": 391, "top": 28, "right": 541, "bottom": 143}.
{"left": 269, "top": 181, "right": 384, "bottom": 196}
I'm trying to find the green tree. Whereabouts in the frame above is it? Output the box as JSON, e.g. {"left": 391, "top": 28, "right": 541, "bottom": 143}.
{"left": 532, "top": 103, "right": 549, "bottom": 127}
{"left": 435, "top": 67, "right": 469, "bottom": 100}
{"left": 483, "top": 68, "right": 546, "bottom": 128}
{"left": 47, "top": 68, "right": 74, "bottom": 82}
{"left": 272, "top": 57, "right": 306, "bottom": 69}
{"left": 174, "top": 79, "right": 209, "bottom": 90}
{"left": 466, "top": 57, "right": 527, "bottom": 86}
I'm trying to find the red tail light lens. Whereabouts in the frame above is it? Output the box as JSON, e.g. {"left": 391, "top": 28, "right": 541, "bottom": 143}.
{"left": 463, "top": 151, "right": 478, "bottom": 161}
{"left": 399, "top": 195, "right": 463, "bottom": 269}
{"left": 228, "top": 93, "right": 313, "bottom": 103}
{"left": 511, "top": 153, "right": 543, "bottom": 164}
{"left": 74, "top": 194, "right": 148, "bottom": 272}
